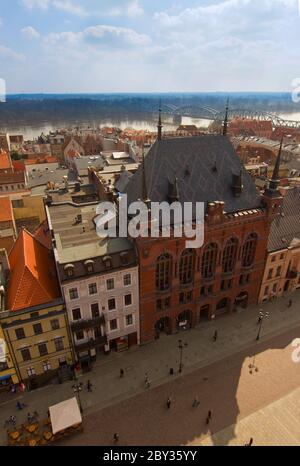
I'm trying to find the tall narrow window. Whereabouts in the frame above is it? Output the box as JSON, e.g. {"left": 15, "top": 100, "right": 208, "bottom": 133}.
{"left": 156, "top": 254, "right": 172, "bottom": 291}
{"left": 222, "top": 238, "right": 238, "bottom": 273}
{"left": 201, "top": 243, "right": 218, "bottom": 279}
{"left": 242, "top": 233, "right": 257, "bottom": 267}
{"left": 179, "top": 249, "right": 195, "bottom": 284}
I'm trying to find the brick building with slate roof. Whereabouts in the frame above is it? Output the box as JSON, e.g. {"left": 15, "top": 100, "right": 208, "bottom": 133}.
{"left": 124, "top": 113, "right": 282, "bottom": 344}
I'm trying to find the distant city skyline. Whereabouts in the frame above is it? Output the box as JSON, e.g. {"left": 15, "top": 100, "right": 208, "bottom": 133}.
{"left": 0, "top": 0, "right": 299, "bottom": 93}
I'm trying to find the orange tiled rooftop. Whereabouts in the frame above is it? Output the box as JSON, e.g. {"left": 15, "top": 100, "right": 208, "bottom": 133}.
{"left": 0, "top": 196, "right": 14, "bottom": 223}
{"left": 0, "top": 150, "right": 12, "bottom": 171}
{"left": 7, "top": 229, "right": 61, "bottom": 312}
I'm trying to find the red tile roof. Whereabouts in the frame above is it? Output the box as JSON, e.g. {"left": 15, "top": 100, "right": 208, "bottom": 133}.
{"left": 7, "top": 229, "right": 61, "bottom": 312}
{"left": 0, "top": 150, "right": 12, "bottom": 171}
{"left": 0, "top": 197, "right": 13, "bottom": 223}
{"left": 12, "top": 160, "right": 25, "bottom": 172}
{"left": 24, "top": 157, "right": 58, "bottom": 165}
{"left": 0, "top": 171, "right": 25, "bottom": 184}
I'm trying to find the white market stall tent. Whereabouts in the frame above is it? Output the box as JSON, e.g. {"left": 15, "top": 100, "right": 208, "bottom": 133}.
{"left": 49, "top": 397, "right": 82, "bottom": 435}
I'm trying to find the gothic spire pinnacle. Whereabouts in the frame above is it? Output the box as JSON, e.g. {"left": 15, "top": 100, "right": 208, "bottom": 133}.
{"left": 157, "top": 100, "right": 163, "bottom": 141}
{"left": 223, "top": 98, "right": 229, "bottom": 136}
{"left": 269, "top": 136, "right": 283, "bottom": 191}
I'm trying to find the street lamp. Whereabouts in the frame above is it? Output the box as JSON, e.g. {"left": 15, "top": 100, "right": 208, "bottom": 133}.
{"left": 256, "top": 310, "right": 269, "bottom": 341}
{"left": 178, "top": 339, "right": 188, "bottom": 373}
{"left": 72, "top": 380, "right": 83, "bottom": 413}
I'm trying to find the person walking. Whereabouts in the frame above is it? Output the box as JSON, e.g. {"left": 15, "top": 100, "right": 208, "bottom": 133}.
{"left": 206, "top": 410, "right": 212, "bottom": 424}
{"left": 192, "top": 397, "right": 200, "bottom": 408}
{"left": 144, "top": 372, "right": 150, "bottom": 386}
{"left": 213, "top": 330, "right": 218, "bottom": 342}
{"left": 113, "top": 433, "right": 119, "bottom": 443}
{"left": 166, "top": 397, "right": 171, "bottom": 409}
{"left": 87, "top": 380, "right": 92, "bottom": 392}
{"left": 245, "top": 437, "right": 253, "bottom": 446}
{"left": 288, "top": 299, "right": 292, "bottom": 308}
{"left": 120, "top": 368, "right": 124, "bottom": 378}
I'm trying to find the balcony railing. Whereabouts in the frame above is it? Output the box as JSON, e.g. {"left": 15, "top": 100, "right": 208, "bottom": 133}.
{"left": 71, "top": 315, "right": 105, "bottom": 333}
{"left": 75, "top": 335, "right": 107, "bottom": 353}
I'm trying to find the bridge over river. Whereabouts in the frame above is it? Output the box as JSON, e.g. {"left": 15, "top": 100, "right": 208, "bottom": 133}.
{"left": 155, "top": 104, "right": 300, "bottom": 129}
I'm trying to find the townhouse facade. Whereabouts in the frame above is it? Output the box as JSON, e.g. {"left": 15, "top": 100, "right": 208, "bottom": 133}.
{"left": 0, "top": 230, "right": 74, "bottom": 389}
{"left": 0, "top": 250, "right": 18, "bottom": 391}
{"left": 46, "top": 199, "right": 140, "bottom": 370}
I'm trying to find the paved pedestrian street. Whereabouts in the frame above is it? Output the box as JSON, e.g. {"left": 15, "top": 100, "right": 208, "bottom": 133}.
{"left": 193, "top": 387, "right": 300, "bottom": 446}
{"left": 57, "top": 325, "right": 300, "bottom": 446}
{"left": 1, "top": 291, "right": 300, "bottom": 446}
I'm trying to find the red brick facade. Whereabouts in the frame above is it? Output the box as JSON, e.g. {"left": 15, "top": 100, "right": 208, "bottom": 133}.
{"left": 136, "top": 206, "right": 273, "bottom": 344}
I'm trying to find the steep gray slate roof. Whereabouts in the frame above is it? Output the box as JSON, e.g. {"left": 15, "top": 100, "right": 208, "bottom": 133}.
{"left": 268, "top": 188, "right": 300, "bottom": 252}
{"left": 124, "top": 135, "right": 261, "bottom": 213}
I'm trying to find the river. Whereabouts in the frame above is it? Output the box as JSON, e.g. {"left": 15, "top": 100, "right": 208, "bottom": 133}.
{"left": 2, "top": 113, "right": 300, "bottom": 141}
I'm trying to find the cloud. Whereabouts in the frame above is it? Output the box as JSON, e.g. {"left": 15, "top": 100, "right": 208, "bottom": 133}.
{"left": 45, "top": 25, "right": 151, "bottom": 48}
{"left": 21, "top": 26, "right": 40, "bottom": 39}
{"left": 0, "top": 45, "right": 25, "bottom": 61}
{"left": 22, "top": 0, "right": 50, "bottom": 8}
{"left": 127, "top": 0, "right": 144, "bottom": 17}
{"left": 85, "top": 25, "right": 150, "bottom": 46}
{"left": 154, "top": 0, "right": 297, "bottom": 28}
{"left": 22, "top": 0, "right": 87, "bottom": 16}
{"left": 52, "top": 0, "right": 87, "bottom": 17}
{"left": 21, "top": 0, "right": 143, "bottom": 18}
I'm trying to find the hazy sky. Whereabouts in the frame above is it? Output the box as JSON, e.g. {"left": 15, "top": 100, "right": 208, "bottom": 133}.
{"left": 0, "top": 0, "right": 299, "bottom": 93}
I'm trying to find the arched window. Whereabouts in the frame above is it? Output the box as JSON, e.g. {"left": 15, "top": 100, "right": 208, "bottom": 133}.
{"left": 242, "top": 233, "right": 257, "bottom": 267}
{"left": 201, "top": 243, "right": 218, "bottom": 279}
{"left": 179, "top": 249, "right": 195, "bottom": 284}
{"left": 156, "top": 254, "right": 172, "bottom": 291}
{"left": 222, "top": 238, "right": 239, "bottom": 273}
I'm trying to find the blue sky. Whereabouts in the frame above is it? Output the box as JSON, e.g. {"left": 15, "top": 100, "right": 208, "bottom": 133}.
{"left": 0, "top": 0, "right": 299, "bottom": 93}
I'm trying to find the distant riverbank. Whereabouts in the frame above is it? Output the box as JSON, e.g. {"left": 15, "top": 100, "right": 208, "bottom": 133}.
{"left": 1, "top": 92, "right": 300, "bottom": 140}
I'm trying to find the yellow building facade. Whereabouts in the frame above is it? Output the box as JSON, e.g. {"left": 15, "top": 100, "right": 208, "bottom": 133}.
{"left": 0, "top": 300, "right": 74, "bottom": 389}
{"left": 12, "top": 194, "right": 46, "bottom": 233}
